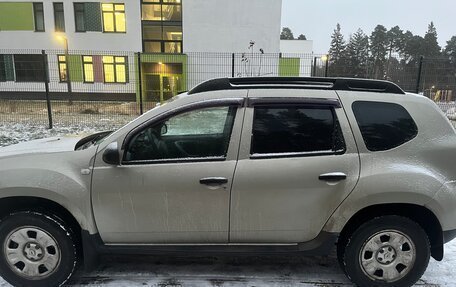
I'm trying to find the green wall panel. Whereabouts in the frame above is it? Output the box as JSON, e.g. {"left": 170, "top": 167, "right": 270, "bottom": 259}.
{"left": 279, "top": 57, "right": 300, "bottom": 77}
{"left": 0, "top": 3, "right": 34, "bottom": 31}
{"left": 68, "top": 55, "right": 83, "bottom": 82}
{"left": 84, "top": 3, "right": 102, "bottom": 32}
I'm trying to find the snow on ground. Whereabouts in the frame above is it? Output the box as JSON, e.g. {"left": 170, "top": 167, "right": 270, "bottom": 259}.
{"left": 0, "top": 119, "right": 130, "bottom": 147}
{"left": 1, "top": 122, "right": 456, "bottom": 286}
{"left": 0, "top": 241, "right": 455, "bottom": 286}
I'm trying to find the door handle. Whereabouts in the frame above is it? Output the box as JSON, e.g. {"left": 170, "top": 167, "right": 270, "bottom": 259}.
{"left": 319, "top": 172, "right": 347, "bottom": 181}
{"left": 200, "top": 177, "right": 228, "bottom": 185}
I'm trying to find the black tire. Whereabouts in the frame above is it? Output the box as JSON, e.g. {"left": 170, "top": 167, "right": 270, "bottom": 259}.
{"left": 341, "top": 215, "right": 430, "bottom": 287}
{"left": 337, "top": 233, "right": 349, "bottom": 276}
{"left": 0, "top": 212, "right": 78, "bottom": 287}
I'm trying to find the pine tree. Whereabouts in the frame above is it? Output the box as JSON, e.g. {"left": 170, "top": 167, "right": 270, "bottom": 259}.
{"left": 328, "top": 23, "right": 347, "bottom": 76}
{"left": 423, "top": 22, "right": 441, "bottom": 57}
{"left": 445, "top": 36, "right": 456, "bottom": 64}
{"left": 345, "top": 28, "right": 369, "bottom": 77}
{"left": 386, "top": 26, "right": 405, "bottom": 78}
{"left": 329, "top": 23, "right": 346, "bottom": 64}
{"left": 369, "top": 25, "right": 389, "bottom": 78}
{"left": 387, "top": 26, "right": 405, "bottom": 55}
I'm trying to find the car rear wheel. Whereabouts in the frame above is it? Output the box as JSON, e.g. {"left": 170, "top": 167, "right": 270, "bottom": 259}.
{"left": 0, "top": 212, "right": 77, "bottom": 287}
{"left": 341, "top": 215, "right": 430, "bottom": 287}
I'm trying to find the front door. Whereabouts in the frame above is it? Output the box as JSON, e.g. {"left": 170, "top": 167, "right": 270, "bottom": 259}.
{"left": 144, "top": 74, "right": 183, "bottom": 103}
{"left": 92, "top": 101, "right": 244, "bottom": 244}
{"left": 230, "top": 89, "right": 360, "bottom": 243}
{"left": 145, "top": 74, "right": 160, "bottom": 102}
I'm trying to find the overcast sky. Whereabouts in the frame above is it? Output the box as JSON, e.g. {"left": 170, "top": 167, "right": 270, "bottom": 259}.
{"left": 281, "top": 0, "right": 455, "bottom": 53}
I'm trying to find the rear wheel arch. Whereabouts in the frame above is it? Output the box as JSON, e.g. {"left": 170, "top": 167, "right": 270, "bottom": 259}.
{"left": 337, "top": 203, "right": 443, "bottom": 261}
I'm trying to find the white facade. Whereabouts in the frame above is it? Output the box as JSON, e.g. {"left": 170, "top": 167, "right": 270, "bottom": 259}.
{"left": 280, "top": 40, "right": 313, "bottom": 54}
{"left": 0, "top": 0, "right": 142, "bottom": 52}
{"left": 183, "top": 0, "right": 282, "bottom": 54}
{"left": 0, "top": 0, "right": 282, "bottom": 53}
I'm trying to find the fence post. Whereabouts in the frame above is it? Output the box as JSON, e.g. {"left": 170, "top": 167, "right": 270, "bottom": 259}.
{"left": 325, "top": 55, "right": 329, "bottom": 77}
{"left": 64, "top": 40, "right": 72, "bottom": 104}
{"left": 41, "top": 50, "right": 53, "bottom": 129}
{"left": 415, "top": 56, "right": 424, "bottom": 94}
{"left": 312, "top": 57, "right": 317, "bottom": 77}
{"left": 231, "top": 53, "right": 235, "bottom": 78}
{"left": 137, "top": 52, "right": 144, "bottom": 115}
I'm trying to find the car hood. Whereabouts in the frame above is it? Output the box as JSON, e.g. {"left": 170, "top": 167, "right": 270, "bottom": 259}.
{"left": 0, "top": 136, "right": 84, "bottom": 158}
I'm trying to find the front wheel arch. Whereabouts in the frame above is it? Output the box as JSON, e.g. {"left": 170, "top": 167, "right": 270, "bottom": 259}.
{"left": 0, "top": 211, "right": 78, "bottom": 286}
{"left": 0, "top": 197, "right": 83, "bottom": 258}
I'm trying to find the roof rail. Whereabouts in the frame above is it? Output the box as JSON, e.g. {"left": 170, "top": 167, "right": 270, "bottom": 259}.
{"left": 187, "top": 77, "right": 405, "bottom": 95}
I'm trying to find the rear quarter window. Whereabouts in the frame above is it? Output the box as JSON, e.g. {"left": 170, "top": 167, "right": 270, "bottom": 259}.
{"left": 352, "top": 101, "right": 418, "bottom": 151}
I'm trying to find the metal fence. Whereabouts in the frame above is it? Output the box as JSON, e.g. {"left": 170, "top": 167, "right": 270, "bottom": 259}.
{"left": 0, "top": 49, "right": 455, "bottom": 130}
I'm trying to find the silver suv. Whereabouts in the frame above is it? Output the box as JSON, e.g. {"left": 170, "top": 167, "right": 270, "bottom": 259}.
{"left": 0, "top": 77, "right": 455, "bottom": 287}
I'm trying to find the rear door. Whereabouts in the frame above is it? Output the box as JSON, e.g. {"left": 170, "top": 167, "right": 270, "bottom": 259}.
{"left": 230, "top": 89, "right": 360, "bottom": 243}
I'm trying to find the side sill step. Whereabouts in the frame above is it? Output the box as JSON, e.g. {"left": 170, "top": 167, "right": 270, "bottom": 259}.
{"left": 81, "top": 230, "right": 338, "bottom": 261}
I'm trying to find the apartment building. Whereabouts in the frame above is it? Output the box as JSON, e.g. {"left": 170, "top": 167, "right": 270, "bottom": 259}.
{"left": 0, "top": 0, "right": 283, "bottom": 102}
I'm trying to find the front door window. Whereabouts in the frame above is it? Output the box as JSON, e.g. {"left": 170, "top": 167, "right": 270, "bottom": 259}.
{"left": 124, "top": 106, "right": 237, "bottom": 162}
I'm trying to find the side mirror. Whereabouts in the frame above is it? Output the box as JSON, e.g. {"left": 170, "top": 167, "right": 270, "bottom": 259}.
{"left": 102, "top": 142, "right": 120, "bottom": 165}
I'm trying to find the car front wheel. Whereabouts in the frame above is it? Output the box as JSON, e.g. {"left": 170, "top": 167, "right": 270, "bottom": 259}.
{"left": 342, "top": 215, "right": 430, "bottom": 287}
{"left": 0, "top": 212, "right": 77, "bottom": 287}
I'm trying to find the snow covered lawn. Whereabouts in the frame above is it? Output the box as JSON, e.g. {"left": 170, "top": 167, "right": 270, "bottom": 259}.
{"left": 0, "top": 121, "right": 128, "bottom": 147}
{"left": 1, "top": 241, "right": 455, "bottom": 286}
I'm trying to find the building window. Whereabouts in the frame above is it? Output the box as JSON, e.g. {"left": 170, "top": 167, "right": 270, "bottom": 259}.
{"left": 102, "top": 3, "right": 126, "bottom": 33}
{"left": 0, "top": 55, "right": 6, "bottom": 82}
{"left": 143, "top": 24, "right": 182, "bottom": 53}
{"left": 141, "top": 0, "right": 182, "bottom": 53}
{"left": 103, "top": 56, "right": 127, "bottom": 83}
{"left": 33, "top": 3, "right": 45, "bottom": 32}
{"left": 58, "top": 55, "right": 67, "bottom": 82}
{"left": 141, "top": 0, "right": 182, "bottom": 22}
{"left": 74, "top": 3, "right": 103, "bottom": 32}
{"left": 74, "top": 3, "right": 85, "bottom": 32}
{"left": 53, "top": 3, "right": 65, "bottom": 32}
{"left": 0, "top": 55, "right": 14, "bottom": 81}
{"left": 14, "top": 54, "right": 45, "bottom": 82}
{"left": 83, "top": 56, "right": 94, "bottom": 82}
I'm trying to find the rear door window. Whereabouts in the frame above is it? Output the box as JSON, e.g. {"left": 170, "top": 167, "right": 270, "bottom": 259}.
{"left": 352, "top": 101, "right": 418, "bottom": 151}
{"left": 251, "top": 105, "right": 345, "bottom": 157}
